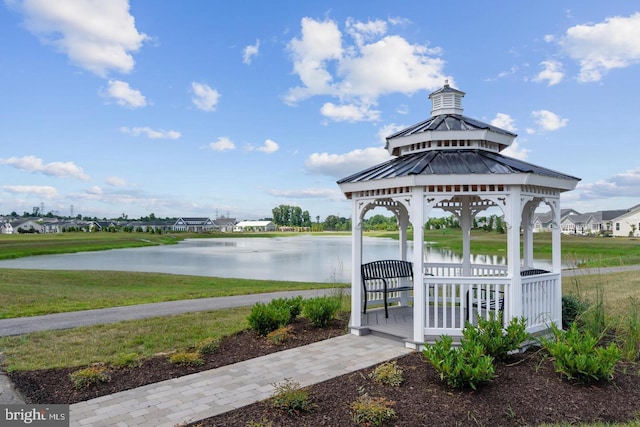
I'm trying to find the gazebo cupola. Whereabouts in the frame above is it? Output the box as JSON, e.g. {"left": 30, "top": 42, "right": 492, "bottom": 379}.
{"left": 338, "top": 82, "right": 580, "bottom": 349}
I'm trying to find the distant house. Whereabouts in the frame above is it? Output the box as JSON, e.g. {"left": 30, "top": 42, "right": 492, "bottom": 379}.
{"left": 1, "top": 221, "right": 13, "bottom": 234}
{"left": 536, "top": 206, "right": 640, "bottom": 236}
{"left": 13, "top": 219, "right": 44, "bottom": 234}
{"left": 233, "top": 220, "right": 276, "bottom": 232}
{"left": 213, "top": 217, "right": 236, "bottom": 232}
{"left": 172, "top": 217, "right": 215, "bottom": 232}
{"left": 611, "top": 204, "right": 640, "bottom": 237}
{"left": 533, "top": 209, "right": 579, "bottom": 233}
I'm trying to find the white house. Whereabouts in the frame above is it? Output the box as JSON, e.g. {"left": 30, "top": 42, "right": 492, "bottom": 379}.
{"left": 611, "top": 204, "right": 640, "bottom": 237}
{"left": 233, "top": 220, "right": 276, "bottom": 232}
{"left": 1, "top": 221, "right": 13, "bottom": 234}
{"left": 172, "top": 217, "right": 215, "bottom": 232}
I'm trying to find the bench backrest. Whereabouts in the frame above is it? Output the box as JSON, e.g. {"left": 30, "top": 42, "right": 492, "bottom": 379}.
{"left": 361, "top": 260, "right": 413, "bottom": 281}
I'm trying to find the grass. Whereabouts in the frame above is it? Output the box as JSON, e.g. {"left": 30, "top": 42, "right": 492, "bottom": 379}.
{"left": 0, "top": 306, "right": 251, "bottom": 371}
{"left": 563, "top": 271, "right": 640, "bottom": 318}
{"left": 0, "top": 232, "right": 187, "bottom": 260}
{"left": 372, "top": 229, "right": 640, "bottom": 268}
{"left": 0, "top": 269, "right": 341, "bottom": 318}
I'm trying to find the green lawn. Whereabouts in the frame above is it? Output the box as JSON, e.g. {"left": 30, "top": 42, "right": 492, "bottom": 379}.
{"left": 0, "top": 269, "right": 342, "bottom": 319}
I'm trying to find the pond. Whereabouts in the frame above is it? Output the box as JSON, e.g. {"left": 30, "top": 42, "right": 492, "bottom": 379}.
{"left": 0, "top": 235, "right": 546, "bottom": 283}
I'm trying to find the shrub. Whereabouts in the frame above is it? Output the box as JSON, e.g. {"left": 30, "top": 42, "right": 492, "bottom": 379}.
{"left": 350, "top": 393, "right": 396, "bottom": 426}
{"left": 540, "top": 322, "right": 621, "bottom": 383}
{"left": 111, "top": 352, "right": 141, "bottom": 369}
{"left": 70, "top": 365, "right": 111, "bottom": 389}
{"left": 168, "top": 351, "right": 204, "bottom": 366}
{"left": 248, "top": 302, "right": 291, "bottom": 336}
{"left": 302, "top": 295, "right": 341, "bottom": 328}
{"left": 463, "top": 313, "right": 529, "bottom": 360}
{"left": 562, "top": 294, "right": 589, "bottom": 329}
{"left": 423, "top": 334, "right": 495, "bottom": 390}
{"left": 269, "top": 296, "right": 304, "bottom": 323}
{"left": 266, "top": 325, "right": 294, "bottom": 346}
{"left": 369, "top": 361, "right": 403, "bottom": 387}
{"left": 270, "top": 379, "right": 313, "bottom": 414}
{"left": 195, "top": 337, "right": 220, "bottom": 355}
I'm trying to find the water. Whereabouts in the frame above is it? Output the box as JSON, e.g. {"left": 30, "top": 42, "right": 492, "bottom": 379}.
{"left": 0, "top": 235, "right": 547, "bottom": 283}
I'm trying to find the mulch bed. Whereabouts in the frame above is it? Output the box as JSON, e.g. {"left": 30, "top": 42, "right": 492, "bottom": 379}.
{"left": 8, "top": 313, "right": 640, "bottom": 426}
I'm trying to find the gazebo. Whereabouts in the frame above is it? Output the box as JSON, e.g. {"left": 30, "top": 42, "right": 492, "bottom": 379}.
{"left": 337, "top": 82, "right": 580, "bottom": 349}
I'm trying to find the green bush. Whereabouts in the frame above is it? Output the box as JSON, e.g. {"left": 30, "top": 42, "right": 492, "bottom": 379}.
{"left": 269, "top": 296, "right": 304, "bottom": 323}
{"left": 270, "top": 379, "right": 313, "bottom": 414}
{"left": 350, "top": 393, "right": 396, "bottom": 426}
{"left": 369, "top": 360, "right": 403, "bottom": 386}
{"left": 302, "top": 295, "right": 341, "bottom": 328}
{"left": 423, "top": 334, "right": 495, "bottom": 390}
{"left": 540, "top": 323, "right": 621, "bottom": 383}
{"left": 266, "top": 325, "right": 294, "bottom": 346}
{"left": 463, "top": 313, "right": 529, "bottom": 360}
{"left": 195, "top": 337, "right": 220, "bottom": 355}
{"left": 168, "top": 351, "right": 204, "bottom": 366}
{"left": 562, "top": 294, "right": 589, "bottom": 329}
{"left": 248, "top": 302, "right": 291, "bottom": 336}
{"left": 69, "top": 365, "right": 111, "bottom": 389}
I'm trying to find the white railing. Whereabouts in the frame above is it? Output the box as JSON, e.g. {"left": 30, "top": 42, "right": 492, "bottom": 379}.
{"left": 424, "top": 263, "right": 507, "bottom": 277}
{"left": 521, "top": 272, "right": 560, "bottom": 333}
{"left": 363, "top": 263, "right": 561, "bottom": 338}
{"left": 423, "top": 276, "right": 510, "bottom": 337}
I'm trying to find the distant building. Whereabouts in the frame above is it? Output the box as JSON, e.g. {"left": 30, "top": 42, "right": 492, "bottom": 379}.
{"left": 233, "top": 220, "right": 276, "bottom": 232}
{"left": 172, "top": 217, "right": 215, "bottom": 232}
{"left": 213, "top": 217, "right": 236, "bottom": 232}
{"left": 534, "top": 204, "right": 640, "bottom": 236}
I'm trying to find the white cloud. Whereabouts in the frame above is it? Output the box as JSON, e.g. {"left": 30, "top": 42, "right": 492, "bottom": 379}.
{"left": 305, "top": 146, "right": 391, "bottom": 178}
{"left": 533, "top": 60, "right": 564, "bottom": 86}
{"left": 491, "top": 113, "right": 517, "bottom": 133}
{"left": 243, "top": 39, "right": 260, "bottom": 64}
{"left": 269, "top": 187, "right": 345, "bottom": 200}
{"left": 0, "top": 155, "right": 89, "bottom": 180}
{"left": 103, "top": 80, "right": 146, "bottom": 108}
{"left": 577, "top": 167, "right": 640, "bottom": 199}
{"left": 2, "top": 184, "right": 58, "bottom": 198}
{"left": 285, "top": 17, "right": 448, "bottom": 122}
{"left": 191, "top": 82, "right": 220, "bottom": 112}
{"left": 559, "top": 12, "right": 640, "bottom": 82}
{"left": 531, "top": 110, "right": 568, "bottom": 132}
{"left": 320, "top": 101, "right": 380, "bottom": 122}
{"left": 121, "top": 126, "right": 181, "bottom": 139}
{"left": 209, "top": 136, "right": 235, "bottom": 152}
{"left": 378, "top": 123, "right": 407, "bottom": 144}
{"left": 245, "top": 139, "right": 279, "bottom": 153}
{"left": 500, "top": 140, "right": 530, "bottom": 160}
{"left": 105, "top": 176, "right": 129, "bottom": 187}
{"left": 14, "top": 0, "right": 148, "bottom": 77}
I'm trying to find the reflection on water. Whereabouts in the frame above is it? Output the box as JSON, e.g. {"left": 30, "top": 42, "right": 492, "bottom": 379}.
{"left": 0, "top": 235, "right": 551, "bottom": 283}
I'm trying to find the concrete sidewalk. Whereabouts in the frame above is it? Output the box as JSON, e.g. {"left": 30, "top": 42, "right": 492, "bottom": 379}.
{"left": 69, "top": 333, "right": 412, "bottom": 427}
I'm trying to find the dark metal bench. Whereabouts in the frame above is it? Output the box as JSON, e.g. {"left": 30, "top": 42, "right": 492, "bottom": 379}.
{"left": 361, "top": 260, "right": 413, "bottom": 318}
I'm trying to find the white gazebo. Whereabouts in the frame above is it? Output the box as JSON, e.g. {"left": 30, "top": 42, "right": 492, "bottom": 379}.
{"left": 337, "top": 82, "right": 580, "bottom": 349}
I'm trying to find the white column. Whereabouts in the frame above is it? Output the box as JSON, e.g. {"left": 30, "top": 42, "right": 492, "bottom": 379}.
{"left": 411, "top": 187, "right": 426, "bottom": 345}
{"left": 522, "top": 204, "right": 534, "bottom": 269}
{"left": 398, "top": 211, "right": 408, "bottom": 261}
{"left": 350, "top": 199, "right": 363, "bottom": 331}
{"left": 552, "top": 199, "right": 562, "bottom": 326}
{"left": 505, "top": 189, "right": 522, "bottom": 322}
{"left": 460, "top": 197, "right": 472, "bottom": 276}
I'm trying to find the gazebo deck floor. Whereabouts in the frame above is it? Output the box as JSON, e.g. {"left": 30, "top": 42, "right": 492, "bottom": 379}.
{"left": 359, "top": 305, "right": 471, "bottom": 344}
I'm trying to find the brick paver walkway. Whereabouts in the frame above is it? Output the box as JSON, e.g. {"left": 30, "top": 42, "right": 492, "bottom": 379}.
{"left": 70, "top": 334, "right": 412, "bottom": 427}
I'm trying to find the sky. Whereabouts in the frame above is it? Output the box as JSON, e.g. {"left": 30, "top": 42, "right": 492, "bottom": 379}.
{"left": 1, "top": 1, "right": 640, "bottom": 221}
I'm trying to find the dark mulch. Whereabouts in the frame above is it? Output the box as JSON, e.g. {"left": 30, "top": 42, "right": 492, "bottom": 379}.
{"left": 8, "top": 314, "right": 350, "bottom": 405}
{"left": 9, "top": 314, "right": 640, "bottom": 426}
